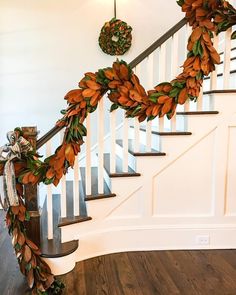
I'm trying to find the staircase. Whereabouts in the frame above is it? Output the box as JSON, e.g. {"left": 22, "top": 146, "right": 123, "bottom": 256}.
{"left": 34, "top": 19, "right": 236, "bottom": 275}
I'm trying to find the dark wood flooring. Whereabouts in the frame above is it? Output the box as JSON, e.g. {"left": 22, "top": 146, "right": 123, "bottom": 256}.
{"left": 1, "top": 210, "right": 236, "bottom": 294}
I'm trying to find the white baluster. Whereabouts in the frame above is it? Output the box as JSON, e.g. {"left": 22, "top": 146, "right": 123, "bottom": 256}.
{"left": 60, "top": 131, "right": 67, "bottom": 218}
{"left": 185, "top": 24, "right": 192, "bottom": 55}
{"left": 147, "top": 53, "right": 154, "bottom": 88}
{"left": 172, "top": 32, "right": 179, "bottom": 76}
{"left": 134, "top": 65, "right": 141, "bottom": 152}
{"left": 86, "top": 114, "right": 92, "bottom": 195}
{"left": 146, "top": 120, "right": 152, "bottom": 151}
{"left": 184, "top": 100, "right": 190, "bottom": 112}
{"left": 223, "top": 28, "right": 232, "bottom": 89}
{"left": 98, "top": 97, "right": 104, "bottom": 193}
{"left": 60, "top": 175, "right": 67, "bottom": 218}
{"left": 159, "top": 117, "right": 164, "bottom": 132}
{"left": 210, "top": 34, "right": 219, "bottom": 90}
{"left": 110, "top": 109, "right": 116, "bottom": 173}
{"left": 134, "top": 118, "right": 140, "bottom": 152}
{"left": 158, "top": 43, "right": 166, "bottom": 132}
{"left": 171, "top": 32, "right": 179, "bottom": 131}
{"left": 146, "top": 53, "right": 154, "bottom": 151}
{"left": 123, "top": 115, "right": 129, "bottom": 172}
{"left": 159, "top": 43, "right": 166, "bottom": 82}
{"left": 73, "top": 155, "right": 80, "bottom": 216}
{"left": 197, "top": 87, "right": 203, "bottom": 111}
{"left": 46, "top": 140, "right": 53, "bottom": 240}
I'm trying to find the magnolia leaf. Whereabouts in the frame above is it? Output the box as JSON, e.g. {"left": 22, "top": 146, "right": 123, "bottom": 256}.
{"left": 110, "top": 103, "right": 119, "bottom": 112}
{"left": 11, "top": 206, "right": 20, "bottom": 215}
{"left": 24, "top": 245, "right": 32, "bottom": 263}
{"left": 36, "top": 281, "right": 46, "bottom": 292}
{"left": 25, "top": 263, "right": 32, "bottom": 272}
{"left": 25, "top": 211, "right": 31, "bottom": 221}
{"left": 27, "top": 268, "right": 34, "bottom": 289}
{"left": 44, "top": 274, "right": 55, "bottom": 290}
{"left": 26, "top": 238, "right": 39, "bottom": 250}
{"left": 15, "top": 243, "right": 21, "bottom": 251}
{"left": 30, "top": 254, "right": 37, "bottom": 268}
{"left": 18, "top": 231, "right": 26, "bottom": 246}
{"left": 232, "top": 31, "right": 236, "bottom": 40}
{"left": 12, "top": 228, "right": 18, "bottom": 247}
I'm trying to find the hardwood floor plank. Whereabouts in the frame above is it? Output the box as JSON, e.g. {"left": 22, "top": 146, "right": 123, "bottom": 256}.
{"left": 1, "top": 209, "right": 236, "bottom": 295}
{"left": 157, "top": 251, "right": 202, "bottom": 294}
{"left": 106, "top": 252, "right": 144, "bottom": 295}
{"left": 128, "top": 251, "right": 180, "bottom": 295}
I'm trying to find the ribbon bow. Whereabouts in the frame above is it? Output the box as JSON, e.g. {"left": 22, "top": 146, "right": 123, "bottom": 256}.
{"left": 0, "top": 131, "right": 33, "bottom": 210}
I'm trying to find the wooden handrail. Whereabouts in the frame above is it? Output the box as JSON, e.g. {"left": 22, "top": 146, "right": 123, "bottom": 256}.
{"left": 129, "top": 18, "right": 187, "bottom": 68}
{"left": 36, "top": 17, "right": 187, "bottom": 150}
{"left": 36, "top": 125, "right": 64, "bottom": 149}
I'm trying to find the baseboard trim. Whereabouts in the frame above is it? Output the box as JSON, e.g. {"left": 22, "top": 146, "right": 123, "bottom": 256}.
{"left": 60, "top": 224, "right": 236, "bottom": 263}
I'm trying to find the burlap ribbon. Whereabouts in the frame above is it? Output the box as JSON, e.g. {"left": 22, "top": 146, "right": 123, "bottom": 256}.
{"left": 0, "top": 131, "right": 33, "bottom": 210}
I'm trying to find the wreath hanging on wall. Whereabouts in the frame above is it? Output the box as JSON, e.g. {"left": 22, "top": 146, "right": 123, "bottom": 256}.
{"left": 99, "top": 18, "right": 133, "bottom": 55}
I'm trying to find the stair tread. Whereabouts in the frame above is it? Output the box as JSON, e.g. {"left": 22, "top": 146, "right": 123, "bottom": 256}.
{"left": 40, "top": 237, "right": 79, "bottom": 258}
{"left": 219, "top": 46, "right": 236, "bottom": 55}
{"left": 80, "top": 166, "right": 116, "bottom": 200}
{"left": 40, "top": 195, "right": 79, "bottom": 258}
{"left": 204, "top": 69, "right": 236, "bottom": 80}
{"left": 137, "top": 126, "right": 192, "bottom": 136}
{"left": 104, "top": 153, "right": 141, "bottom": 177}
{"left": 58, "top": 215, "right": 92, "bottom": 227}
{"left": 219, "top": 56, "right": 236, "bottom": 64}
{"left": 116, "top": 139, "right": 166, "bottom": 156}
{"left": 204, "top": 89, "right": 236, "bottom": 94}
{"left": 177, "top": 111, "right": 219, "bottom": 115}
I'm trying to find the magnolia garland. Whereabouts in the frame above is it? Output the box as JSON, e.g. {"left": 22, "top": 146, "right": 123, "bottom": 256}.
{"left": 0, "top": 0, "right": 235, "bottom": 294}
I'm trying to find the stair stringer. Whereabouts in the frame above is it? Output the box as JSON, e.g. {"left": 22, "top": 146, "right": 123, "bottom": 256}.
{"left": 59, "top": 92, "right": 236, "bottom": 263}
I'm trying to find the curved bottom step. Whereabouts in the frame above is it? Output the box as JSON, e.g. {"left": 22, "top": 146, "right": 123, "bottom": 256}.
{"left": 40, "top": 236, "right": 79, "bottom": 275}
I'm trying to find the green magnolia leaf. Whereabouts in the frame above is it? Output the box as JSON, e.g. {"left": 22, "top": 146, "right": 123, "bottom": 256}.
{"left": 44, "top": 178, "right": 55, "bottom": 185}
{"left": 231, "top": 31, "right": 236, "bottom": 39}
{"left": 131, "top": 105, "right": 141, "bottom": 117}
{"left": 176, "top": 0, "right": 184, "bottom": 6}
{"left": 147, "top": 115, "right": 156, "bottom": 121}
{"left": 169, "top": 87, "right": 180, "bottom": 98}
{"left": 193, "top": 40, "right": 200, "bottom": 56}
{"left": 196, "top": 71, "right": 203, "bottom": 80}
{"left": 172, "top": 82, "right": 185, "bottom": 89}
{"left": 187, "top": 51, "right": 194, "bottom": 58}
{"left": 25, "top": 211, "right": 31, "bottom": 221}
{"left": 110, "top": 103, "right": 119, "bottom": 112}
{"left": 25, "top": 263, "right": 32, "bottom": 272}
{"left": 60, "top": 109, "right": 67, "bottom": 115}
{"left": 149, "top": 92, "right": 166, "bottom": 102}
{"left": 15, "top": 243, "right": 21, "bottom": 251}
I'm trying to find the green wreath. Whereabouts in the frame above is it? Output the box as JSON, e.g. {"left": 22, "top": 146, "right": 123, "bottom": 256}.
{"left": 98, "top": 18, "right": 132, "bottom": 56}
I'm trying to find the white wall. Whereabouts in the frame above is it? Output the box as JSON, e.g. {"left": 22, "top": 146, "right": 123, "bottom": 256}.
{"left": 0, "top": 0, "right": 182, "bottom": 144}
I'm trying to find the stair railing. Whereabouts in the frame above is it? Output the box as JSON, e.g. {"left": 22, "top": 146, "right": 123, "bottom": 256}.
{"left": 36, "top": 19, "right": 235, "bottom": 241}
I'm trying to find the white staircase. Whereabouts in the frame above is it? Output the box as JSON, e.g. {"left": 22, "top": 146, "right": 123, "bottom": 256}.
{"left": 38, "top": 21, "right": 236, "bottom": 275}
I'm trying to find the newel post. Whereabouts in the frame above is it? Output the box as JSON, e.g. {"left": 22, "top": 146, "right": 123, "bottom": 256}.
{"left": 22, "top": 126, "right": 41, "bottom": 247}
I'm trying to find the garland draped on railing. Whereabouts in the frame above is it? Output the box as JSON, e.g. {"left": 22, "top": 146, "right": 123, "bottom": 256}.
{"left": 0, "top": 0, "right": 235, "bottom": 293}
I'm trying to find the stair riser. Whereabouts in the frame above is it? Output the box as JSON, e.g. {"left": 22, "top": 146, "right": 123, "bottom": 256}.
{"left": 115, "top": 142, "right": 136, "bottom": 171}
{"left": 129, "top": 127, "right": 161, "bottom": 150}
{"left": 211, "top": 93, "right": 236, "bottom": 116}
{"left": 43, "top": 250, "right": 77, "bottom": 276}
{"left": 86, "top": 177, "right": 142, "bottom": 219}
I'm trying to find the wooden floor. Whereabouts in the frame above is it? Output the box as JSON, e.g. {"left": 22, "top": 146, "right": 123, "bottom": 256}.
{"left": 1, "top": 211, "right": 236, "bottom": 294}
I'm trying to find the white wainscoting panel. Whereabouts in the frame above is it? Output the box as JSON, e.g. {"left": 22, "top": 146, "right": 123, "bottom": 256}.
{"left": 153, "top": 130, "right": 216, "bottom": 217}
{"left": 225, "top": 126, "right": 236, "bottom": 216}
